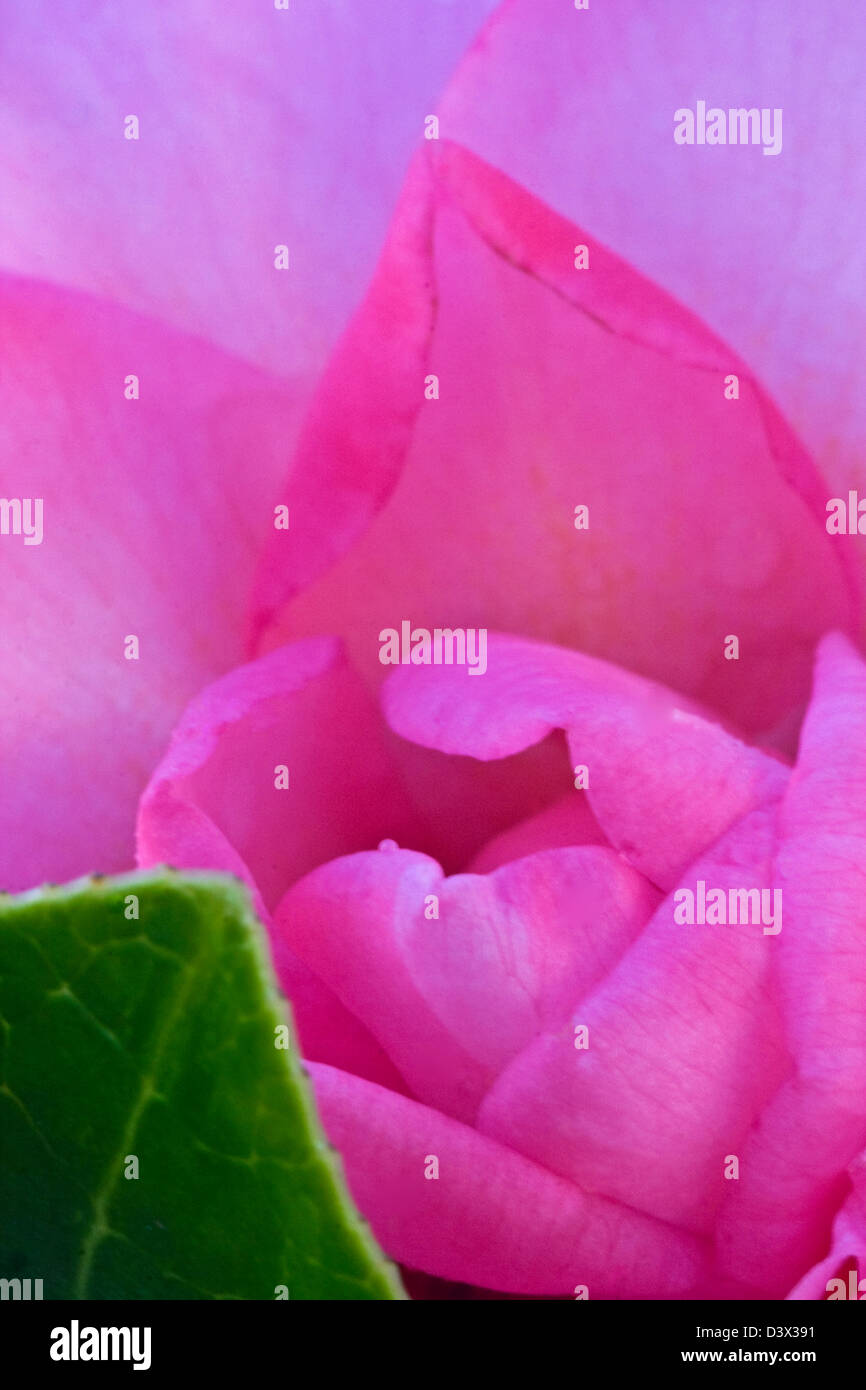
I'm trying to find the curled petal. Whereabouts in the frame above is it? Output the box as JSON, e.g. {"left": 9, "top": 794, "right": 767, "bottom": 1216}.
{"left": 276, "top": 843, "right": 659, "bottom": 1122}
{"left": 787, "top": 1154, "right": 866, "bottom": 1300}
{"left": 477, "top": 803, "right": 788, "bottom": 1241}
{"left": 254, "top": 140, "right": 854, "bottom": 737}
{"left": 384, "top": 634, "right": 788, "bottom": 890}
{"left": 137, "top": 637, "right": 422, "bottom": 1093}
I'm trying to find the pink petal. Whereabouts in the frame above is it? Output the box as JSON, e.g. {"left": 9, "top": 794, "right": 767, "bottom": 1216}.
{"left": 308, "top": 1060, "right": 708, "bottom": 1297}
{"left": 276, "top": 844, "right": 659, "bottom": 1123}
{"left": 277, "top": 944, "right": 411, "bottom": 1100}
{"left": 137, "top": 636, "right": 424, "bottom": 1094}
{"left": 716, "top": 634, "right": 866, "bottom": 1292}
{"left": 137, "top": 636, "right": 423, "bottom": 915}
{"left": 383, "top": 633, "right": 788, "bottom": 890}
{"left": 465, "top": 791, "right": 606, "bottom": 874}
{"left": 0, "top": 274, "right": 297, "bottom": 890}
{"left": 253, "top": 140, "right": 854, "bottom": 737}
{"left": 787, "top": 1156, "right": 866, "bottom": 1300}
{"left": 441, "top": 0, "right": 866, "bottom": 539}
{"left": 476, "top": 803, "right": 789, "bottom": 1243}
{"left": 0, "top": 0, "right": 497, "bottom": 378}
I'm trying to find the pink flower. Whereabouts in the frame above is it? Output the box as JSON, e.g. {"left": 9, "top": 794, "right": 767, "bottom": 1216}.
{"left": 136, "top": 132, "right": 866, "bottom": 1297}
{"left": 6, "top": 1, "right": 866, "bottom": 1300}
{"left": 137, "top": 617, "right": 866, "bottom": 1298}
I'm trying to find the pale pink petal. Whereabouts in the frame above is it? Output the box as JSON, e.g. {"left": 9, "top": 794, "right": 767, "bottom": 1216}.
{"left": 442, "top": 0, "right": 866, "bottom": 539}
{"left": 308, "top": 1060, "right": 708, "bottom": 1297}
{"left": 0, "top": 274, "right": 297, "bottom": 890}
{"left": 253, "top": 140, "right": 854, "bottom": 737}
{"left": 0, "top": 0, "right": 497, "bottom": 378}
{"left": 276, "top": 844, "right": 659, "bottom": 1122}
{"left": 384, "top": 633, "right": 788, "bottom": 890}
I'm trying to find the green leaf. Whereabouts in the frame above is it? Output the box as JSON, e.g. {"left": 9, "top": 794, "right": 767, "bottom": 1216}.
{"left": 0, "top": 870, "right": 406, "bottom": 1300}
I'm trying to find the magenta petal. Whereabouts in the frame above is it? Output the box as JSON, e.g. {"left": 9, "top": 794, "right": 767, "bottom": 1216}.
{"left": 716, "top": 634, "right": 866, "bottom": 1291}
{"left": 276, "top": 844, "right": 659, "bottom": 1123}
{"left": 0, "top": 274, "right": 297, "bottom": 890}
{"left": 787, "top": 1157, "right": 866, "bottom": 1300}
{"left": 309, "top": 1061, "right": 708, "bottom": 1297}
{"left": 384, "top": 634, "right": 788, "bottom": 890}
{"left": 253, "top": 140, "right": 854, "bottom": 735}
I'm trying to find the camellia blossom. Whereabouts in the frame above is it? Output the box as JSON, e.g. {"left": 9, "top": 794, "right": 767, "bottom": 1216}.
{"left": 138, "top": 623, "right": 866, "bottom": 1299}
{"left": 130, "top": 103, "right": 866, "bottom": 1297}
{"left": 6, "top": 0, "right": 866, "bottom": 1303}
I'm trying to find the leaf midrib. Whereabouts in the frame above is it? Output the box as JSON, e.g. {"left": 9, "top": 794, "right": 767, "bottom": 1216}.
{"left": 73, "top": 919, "right": 207, "bottom": 1299}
